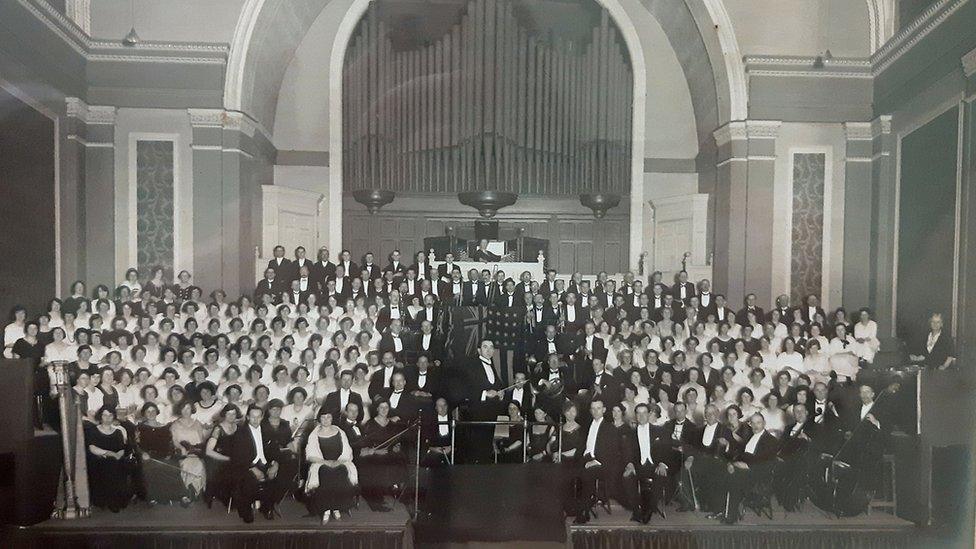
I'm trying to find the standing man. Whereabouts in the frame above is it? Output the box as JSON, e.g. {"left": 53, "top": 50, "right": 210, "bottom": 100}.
{"left": 230, "top": 405, "right": 283, "bottom": 523}
{"left": 464, "top": 340, "right": 506, "bottom": 463}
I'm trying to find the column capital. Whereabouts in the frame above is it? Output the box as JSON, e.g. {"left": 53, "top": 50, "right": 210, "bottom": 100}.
{"left": 872, "top": 115, "right": 893, "bottom": 139}
{"left": 713, "top": 121, "right": 746, "bottom": 147}
{"left": 65, "top": 97, "right": 116, "bottom": 125}
{"left": 744, "top": 120, "right": 782, "bottom": 140}
{"left": 962, "top": 46, "right": 976, "bottom": 78}
{"left": 844, "top": 121, "right": 874, "bottom": 141}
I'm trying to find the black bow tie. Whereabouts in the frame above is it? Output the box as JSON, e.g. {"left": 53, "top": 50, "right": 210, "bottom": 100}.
{"left": 393, "top": 390, "right": 403, "bottom": 394}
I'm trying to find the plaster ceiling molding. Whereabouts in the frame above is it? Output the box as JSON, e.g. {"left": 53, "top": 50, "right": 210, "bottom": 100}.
{"left": 871, "top": 115, "right": 892, "bottom": 139}
{"left": 224, "top": 0, "right": 330, "bottom": 133}
{"left": 187, "top": 108, "right": 226, "bottom": 128}
{"left": 871, "top": 0, "right": 969, "bottom": 75}
{"left": 744, "top": 55, "right": 874, "bottom": 79}
{"left": 744, "top": 120, "right": 781, "bottom": 140}
{"left": 712, "top": 120, "right": 746, "bottom": 147}
{"left": 843, "top": 121, "right": 874, "bottom": 141}
{"left": 65, "top": 96, "right": 116, "bottom": 125}
{"left": 699, "top": 0, "right": 747, "bottom": 121}
{"left": 963, "top": 47, "right": 976, "bottom": 77}
{"left": 18, "top": 0, "right": 229, "bottom": 63}
{"left": 64, "top": 0, "right": 91, "bottom": 36}
{"left": 865, "top": 0, "right": 896, "bottom": 54}
{"left": 640, "top": 0, "right": 738, "bottom": 147}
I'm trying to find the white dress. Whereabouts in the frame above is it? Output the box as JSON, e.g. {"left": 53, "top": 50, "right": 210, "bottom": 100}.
{"left": 850, "top": 321, "right": 880, "bottom": 363}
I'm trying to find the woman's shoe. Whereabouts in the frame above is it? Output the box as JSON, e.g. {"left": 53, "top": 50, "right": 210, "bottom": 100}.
{"left": 321, "top": 511, "right": 331, "bottom": 525}
{"left": 180, "top": 497, "right": 192, "bottom": 508}
{"left": 332, "top": 510, "right": 341, "bottom": 520}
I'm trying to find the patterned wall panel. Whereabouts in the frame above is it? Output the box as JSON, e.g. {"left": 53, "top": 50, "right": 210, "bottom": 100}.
{"left": 790, "top": 152, "right": 826, "bottom": 305}
{"left": 136, "top": 141, "right": 175, "bottom": 277}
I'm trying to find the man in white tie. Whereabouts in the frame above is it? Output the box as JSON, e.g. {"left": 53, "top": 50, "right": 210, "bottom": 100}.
{"left": 623, "top": 404, "right": 671, "bottom": 523}
{"left": 722, "top": 413, "right": 778, "bottom": 524}
{"left": 464, "top": 340, "right": 506, "bottom": 463}
{"left": 575, "top": 399, "right": 619, "bottom": 524}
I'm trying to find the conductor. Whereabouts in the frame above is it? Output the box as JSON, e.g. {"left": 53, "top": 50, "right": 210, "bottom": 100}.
{"left": 463, "top": 339, "right": 506, "bottom": 463}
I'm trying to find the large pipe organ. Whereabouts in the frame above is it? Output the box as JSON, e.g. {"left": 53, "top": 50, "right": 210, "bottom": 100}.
{"left": 342, "top": 0, "right": 634, "bottom": 196}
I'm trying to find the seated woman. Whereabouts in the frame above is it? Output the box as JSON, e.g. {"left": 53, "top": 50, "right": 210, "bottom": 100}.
{"left": 170, "top": 400, "right": 208, "bottom": 501}
{"left": 86, "top": 406, "right": 134, "bottom": 512}
{"left": 495, "top": 401, "right": 525, "bottom": 464}
{"left": 527, "top": 407, "right": 555, "bottom": 462}
{"left": 204, "top": 404, "right": 240, "bottom": 508}
{"left": 304, "top": 408, "right": 358, "bottom": 524}
{"left": 136, "top": 402, "right": 192, "bottom": 506}
{"left": 358, "top": 400, "right": 407, "bottom": 512}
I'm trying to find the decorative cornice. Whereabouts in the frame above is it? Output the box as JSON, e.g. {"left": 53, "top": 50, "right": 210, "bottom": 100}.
{"left": 65, "top": 97, "right": 116, "bottom": 125}
{"left": 871, "top": 0, "right": 969, "bottom": 75}
{"left": 963, "top": 47, "right": 976, "bottom": 78}
{"left": 187, "top": 108, "right": 226, "bottom": 128}
{"left": 745, "top": 56, "right": 874, "bottom": 79}
{"left": 224, "top": 111, "right": 257, "bottom": 138}
{"left": 745, "top": 120, "right": 782, "bottom": 139}
{"left": 712, "top": 121, "right": 746, "bottom": 147}
{"left": 17, "top": 0, "right": 228, "bottom": 65}
{"left": 872, "top": 115, "right": 892, "bottom": 139}
{"left": 844, "top": 122, "right": 874, "bottom": 141}
{"left": 187, "top": 108, "right": 269, "bottom": 143}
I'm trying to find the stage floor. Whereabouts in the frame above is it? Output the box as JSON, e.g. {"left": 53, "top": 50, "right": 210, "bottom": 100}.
{"left": 7, "top": 494, "right": 921, "bottom": 548}
{"left": 568, "top": 502, "right": 919, "bottom": 549}
{"left": 571, "top": 502, "right": 913, "bottom": 530}
{"left": 7, "top": 498, "right": 413, "bottom": 548}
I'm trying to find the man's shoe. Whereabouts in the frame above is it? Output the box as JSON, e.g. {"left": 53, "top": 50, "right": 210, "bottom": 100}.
{"left": 261, "top": 507, "right": 275, "bottom": 520}
{"left": 240, "top": 508, "right": 255, "bottom": 524}
{"left": 629, "top": 511, "right": 641, "bottom": 523}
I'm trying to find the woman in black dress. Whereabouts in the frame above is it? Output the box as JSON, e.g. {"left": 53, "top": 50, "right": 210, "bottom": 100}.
{"left": 86, "top": 406, "right": 133, "bottom": 512}
{"left": 304, "top": 409, "right": 358, "bottom": 524}
{"left": 136, "top": 402, "right": 190, "bottom": 506}
{"left": 527, "top": 407, "right": 554, "bottom": 462}
{"left": 556, "top": 401, "right": 583, "bottom": 515}
{"left": 495, "top": 401, "right": 525, "bottom": 463}
{"left": 358, "top": 400, "right": 406, "bottom": 511}
{"left": 12, "top": 322, "right": 49, "bottom": 427}
{"left": 204, "top": 404, "right": 239, "bottom": 507}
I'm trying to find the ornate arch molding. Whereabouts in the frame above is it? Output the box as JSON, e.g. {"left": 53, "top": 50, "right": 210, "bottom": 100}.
{"left": 866, "top": 0, "right": 896, "bottom": 54}
{"left": 223, "top": 0, "right": 331, "bottom": 131}
{"left": 224, "top": 0, "right": 741, "bottom": 262}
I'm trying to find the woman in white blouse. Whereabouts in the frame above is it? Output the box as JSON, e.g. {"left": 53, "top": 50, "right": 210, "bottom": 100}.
{"left": 774, "top": 337, "right": 805, "bottom": 379}
{"left": 44, "top": 327, "right": 76, "bottom": 363}
{"left": 802, "top": 339, "right": 830, "bottom": 385}
{"left": 850, "top": 307, "right": 880, "bottom": 364}
{"left": 3, "top": 306, "right": 28, "bottom": 359}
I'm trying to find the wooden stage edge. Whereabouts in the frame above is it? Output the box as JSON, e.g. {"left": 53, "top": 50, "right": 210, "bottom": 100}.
{"left": 5, "top": 499, "right": 920, "bottom": 548}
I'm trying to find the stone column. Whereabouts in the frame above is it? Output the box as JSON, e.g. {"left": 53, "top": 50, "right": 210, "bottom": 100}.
{"left": 712, "top": 120, "right": 781, "bottom": 308}
{"left": 65, "top": 97, "right": 116, "bottom": 287}
{"left": 842, "top": 121, "right": 875, "bottom": 309}
{"left": 188, "top": 109, "right": 272, "bottom": 297}
{"left": 867, "top": 115, "right": 895, "bottom": 339}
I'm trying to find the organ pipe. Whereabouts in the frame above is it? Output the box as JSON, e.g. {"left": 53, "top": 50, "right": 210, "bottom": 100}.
{"left": 342, "top": 0, "right": 633, "bottom": 195}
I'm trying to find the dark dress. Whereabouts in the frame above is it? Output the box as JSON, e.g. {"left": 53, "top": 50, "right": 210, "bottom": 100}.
{"left": 306, "top": 432, "right": 357, "bottom": 514}
{"left": 87, "top": 426, "right": 132, "bottom": 511}
{"left": 358, "top": 418, "right": 406, "bottom": 509}
{"left": 14, "top": 338, "right": 51, "bottom": 426}
{"left": 559, "top": 425, "right": 583, "bottom": 514}
{"left": 204, "top": 425, "right": 237, "bottom": 505}
{"left": 496, "top": 421, "right": 525, "bottom": 463}
{"left": 527, "top": 425, "right": 553, "bottom": 462}
{"left": 136, "top": 423, "right": 186, "bottom": 502}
